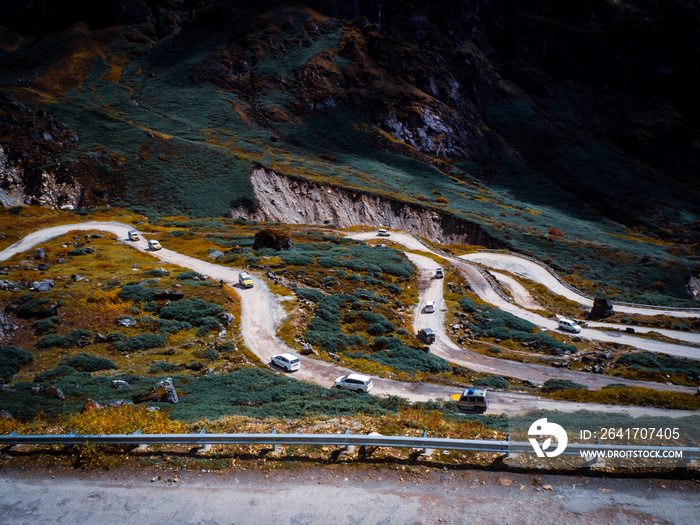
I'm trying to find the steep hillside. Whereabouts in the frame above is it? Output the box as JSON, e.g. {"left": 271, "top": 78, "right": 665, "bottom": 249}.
{"left": 0, "top": 0, "right": 698, "bottom": 304}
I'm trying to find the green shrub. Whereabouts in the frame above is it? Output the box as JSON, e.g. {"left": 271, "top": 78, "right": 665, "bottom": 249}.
{"left": 177, "top": 271, "right": 203, "bottom": 281}
{"left": 474, "top": 375, "right": 510, "bottom": 389}
{"left": 158, "top": 319, "right": 192, "bottom": 335}
{"left": 68, "top": 248, "right": 91, "bottom": 256}
{"left": 0, "top": 346, "right": 34, "bottom": 382}
{"left": 33, "top": 317, "right": 61, "bottom": 335}
{"left": 295, "top": 288, "right": 324, "bottom": 303}
{"left": 458, "top": 297, "right": 479, "bottom": 312}
{"left": 17, "top": 298, "right": 52, "bottom": 318}
{"left": 541, "top": 379, "right": 588, "bottom": 393}
{"left": 62, "top": 353, "right": 118, "bottom": 372}
{"left": 116, "top": 334, "right": 167, "bottom": 352}
{"left": 36, "top": 329, "right": 93, "bottom": 349}
{"left": 144, "top": 269, "right": 169, "bottom": 277}
{"left": 372, "top": 337, "right": 403, "bottom": 350}
{"left": 367, "top": 322, "right": 393, "bottom": 335}
{"left": 159, "top": 298, "right": 224, "bottom": 324}
{"left": 118, "top": 285, "right": 162, "bottom": 303}
{"left": 196, "top": 317, "right": 222, "bottom": 336}
{"left": 348, "top": 347, "right": 450, "bottom": 374}
{"left": 616, "top": 353, "right": 700, "bottom": 376}
{"left": 149, "top": 361, "right": 180, "bottom": 373}
{"left": 34, "top": 365, "right": 77, "bottom": 382}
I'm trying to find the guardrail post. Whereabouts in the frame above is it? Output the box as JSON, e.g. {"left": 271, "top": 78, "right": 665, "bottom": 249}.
{"left": 583, "top": 437, "right": 605, "bottom": 468}
{"left": 4, "top": 430, "right": 19, "bottom": 451}
{"left": 504, "top": 432, "right": 519, "bottom": 461}
{"left": 195, "top": 428, "right": 211, "bottom": 454}
{"left": 269, "top": 429, "right": 281, "bottom": 456}
{"left": 338, "top": 427, "right": 355, "bottom": 456}
{"left": 133, "top": 429, "right": 148, "bottom": 452}
{"left": 418, "top": 430, "right": 434, "bottom": 457}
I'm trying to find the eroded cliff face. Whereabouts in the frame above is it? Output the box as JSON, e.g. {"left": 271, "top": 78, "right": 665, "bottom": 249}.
{"left": 231, "top": 168, "right": 502, "bottom": 247}
{"left": 0, "top": 146, "right": 82, "bottom": 208}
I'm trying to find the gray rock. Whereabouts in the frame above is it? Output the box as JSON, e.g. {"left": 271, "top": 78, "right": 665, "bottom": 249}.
{"left": 117, "top": 316, "right": 136, "bottom": 327}
{"left": 106, "top": 400, "right": 133, "bottom": 408}
{"left": 57, "top": 258, "right": 65, "bottom": 264}
{"left": 112, "top": 380, "right": 130, "bottom": 389}
{"left": 94, "top": 333, "right": 108, "bottom": 343}
{"left": 48, "top": 386, "right": 65, "bottom": 400}
{"left": 32, "top": 279, "right": 55, "bottom": 292}
{"left": 33, "top": 248, "right": 45, "bottom": 259}
{"left": 32, "top": 385, "right": 44, "bottom": 394}
{"left": 588, "top": 297, "right": 614, "bottom": 320}
{"left": 0, "top": 280, "right": 19, "bottom": 290}
{"left": 218, "top": 313, "right": 236, "bottom": 326}
{"left": 0, "top": 384, "right": 15, "bottom": 392}
{"left": 0, "top": 409, "right": 12, "bottom": 419}
{"left": 136, "top": 378, "right": 178, "bottom": 404}
{"left": 208, "top": 250, "right": 224, "bottom": 259}
{"left": 71, "top": 274, "right": 86, "bottom": 282}
{"left": 37, "top": 262, "right": 50, "bottom": 271}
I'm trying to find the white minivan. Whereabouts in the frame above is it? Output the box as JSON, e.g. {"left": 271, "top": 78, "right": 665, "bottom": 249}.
{"left": 424, "top": 301, "right": 436, "bottom": 313}
{"left": 271, "top": 353, "right": 300, "bottom": 372}
{"left": 558, "top": 318, "right": 582, "bottom": 333}
{"left": 334, "top": 373, "right": 373, "bottom": 393}
{"left": 377, "top": 229, "right": 390, "bottom": 237}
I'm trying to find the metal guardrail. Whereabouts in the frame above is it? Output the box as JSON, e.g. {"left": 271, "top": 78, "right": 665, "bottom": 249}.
{"left": 474, "top": 248, "right": 700, "bottom": 313}
{"left": 1, "top": 430, "right": 699, "bottom": 460}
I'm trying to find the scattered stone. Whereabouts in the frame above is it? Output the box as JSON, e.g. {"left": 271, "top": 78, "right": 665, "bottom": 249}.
{"left": 0, "top": 409, "right": 12, "bottom": 419}
{"left": 57, "top": 258, "right": 65, "bottom": 264}
{"left": 37, "top": 262, "right": 50, "bottom": 271}
{"left": 499, "top": 478, "right": 514, "bottom": 486}
{"left": 46, "top": 386, "right": 65, "bottom": 400}
{"left": 0, "top": 384, "right": 15, "bottom": 392}
{"left": 117, "top": 316, "right": 136, "bottom": 327}
{"left": 31, "top": 385, "right": 44, "bottom": 394}
{"left": 543, "top": 484, "right": 553, "bottom": 491}
{"left": 71, "top": 274, "right": 86, "bottom": 282}
{"left": 33, "top": 248, "right": 45, "bottom": 259}
{"left": 83, "top": 399, "right": 103, "bottom": 411}
{"left": 0, "top": 280, "right": 19, "bottom": 290}
{"left": 94, "top": 333, "right": 108, "bottom": 343}
{"left": 135, "top": 378, "right": 178, "bottom": 404}
{"left": 588, "top": 297, "right": 614, "bottom": 320}
{"left": 31, "top": 279, "right": 55, "bottom": 292}
{"left": 218, "top": 312, "right": 235, "bottom": 326}
{"left": 106, "top": 400, "right": 133, "bottom": 408}
{"left": 112, "top": 380, "right": 130, "bottom": 389}
{"left": 208, "top": 250, "right": 224, "bottom": 259}
{"left": 90, "top": 234, "right": 102, "bottom": 239}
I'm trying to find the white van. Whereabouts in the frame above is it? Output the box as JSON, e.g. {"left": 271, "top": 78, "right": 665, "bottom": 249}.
{"left": 377, "top": 229, "right": 390, "bottom": 237}
{"left": 334, "top": 373, "right": 373, "bottom": 393}
{"left": 271, "top": 353, "right": 300, "bottom": 372}
{"left": 558, "top": 318, "right": 582, "bottom": 333}
{"left": 424, "top": 301, "right": 436, "bottom": 313}
{"left": 147, "top": 239, "right": 162, "bottom": 251}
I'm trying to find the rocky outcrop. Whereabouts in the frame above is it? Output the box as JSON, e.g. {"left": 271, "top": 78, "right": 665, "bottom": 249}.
{"left": 135, "top": 378, "right": 179, "bottom": 404}
{"left": 588, "top": 297, "right": 614, "bottom": 320}
{"left": 231, "top": 168, "right": 502, "bottom": 247}
{"left": 0, "top": 145, "right": 82, "bottom": 208}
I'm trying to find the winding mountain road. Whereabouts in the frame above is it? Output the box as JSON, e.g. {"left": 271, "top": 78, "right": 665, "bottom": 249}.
{"left": 0, "top": 222, "right": 698, "bottom": 418}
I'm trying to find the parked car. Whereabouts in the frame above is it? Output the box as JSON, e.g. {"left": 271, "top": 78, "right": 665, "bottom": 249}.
{"left": 451, "top": 387, "right": 489, "bottom": 414}
{"left": 334, "top": 373, "right": 373, "bottom": 393}
{"left": 127, "top": 230, "right": 140, "bottom": 241}
{"left": 435, "top": 268, "right": 444, "bottom": 279}
{"left": 417, "top": 328, "right": 435, "bottom": 344}
{"left": 271, "top": 353, "right": 300, "bottom": 372}
{"left": 238, "top": 272, "right": 254, "bottom": 288}
{"left": 558, "top": 318, "right": 582, "bottom": 333}
{"left": 377, "top": 229, "right": 390, "bottom": 237}
{"left": 147, "top": 239, "right": 162, "bottom": 251}
{"left": 424, "top": 301, "right": 436, "bottom": 313}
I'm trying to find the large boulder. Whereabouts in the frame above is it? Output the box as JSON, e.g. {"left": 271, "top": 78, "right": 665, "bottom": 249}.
{"left": 252, "top": 228, "right": 295, "bottom": 251}
{"left": 588, "top": 297, "right": 614, "bottom": 320}
{"left": 31, "top": 279, "right": 55, "bottom": 292}
{"left": 135, "top": 378, "right": 178, "bottom": 404}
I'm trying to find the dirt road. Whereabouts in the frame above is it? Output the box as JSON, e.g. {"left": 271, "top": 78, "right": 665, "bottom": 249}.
{"left": 1, "top": 468, "right": 698, "bottom": 525}
{"left": 0, "top": 222, "right": 697, "bottom": 417}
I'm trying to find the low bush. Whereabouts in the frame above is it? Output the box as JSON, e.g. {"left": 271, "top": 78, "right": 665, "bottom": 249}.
{"left": 115, "top": 333, "right": 167, "bottom": 352}
{"left": 33, "top": 317, "right": 61, "bottom": 334}
{"left": 62, "top": 353, "right": 118, "bottom": 373}
{"left": 118, "top": 285, "right": 162, "bottom": 303}
{"left": 616, "top": 353, "right": 700, "bottom": 376}
{"left": 177, "top": 271, "right": 203, "bottom": 281}
{"left": 295, "top": 288, "right": 324, "bottom": 303}
{"left": 474, "top": 375, "right": 510, "bottom": 389}
{"left": 159, "top": 298, "right": 224, "bottom": 324}
{"left": 17, "top": 298, "right": 52, "bottom": 318}
{"left": 144, "top": 269, "right": 169, "bottom": 277}
{"left": 196, "top": 316, "right": 222, "bottom": 336}
{"left": 541, "top": 379, "right": 588, "bottom": 393}
{"left": 0, "top": 346, "right": 34, "bottom": 382}
{"left": 347, "top": 347, "right": 451, "bottom": 374}
{"left": 36, "top": 329, "right": 93, "bottom": 349}
{"left": 34, "top": 365, "right": 77, "bottom": 382}
{"left": 149, "top": 361, "right": 180, "bottom": 373}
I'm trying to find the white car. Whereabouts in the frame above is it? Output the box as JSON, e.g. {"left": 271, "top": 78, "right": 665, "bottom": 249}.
{"left": 127, "top": 230, "right": 140, "bottom": 241}
{"left": 558, "top": 318, "right": 582, "bottom": 333}
{"left": 271, "top": 353, "right": 300, "bottom": 372}
{"left": 435, "top": 268, "right": 444, "bottom": 279}
{"left": 424, "top": 301, "right": 436, "bottom": 313}
{"left": 147, "top": 239, "right": 162, "bottom": 251}
{"left": 377, "top": 229, "right": 390, "bottom": 237}
{"left": 334, "top": 373, "right": 373, "bottom": 393}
